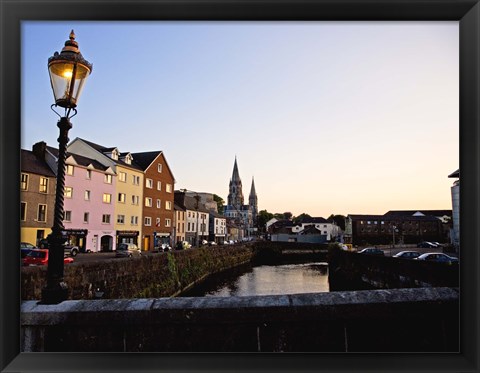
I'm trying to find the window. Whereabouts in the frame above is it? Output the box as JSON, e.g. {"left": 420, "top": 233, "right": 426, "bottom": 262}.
{"left": 188, "top": 222, "right": 191, "bottom": 231}
{"left": 66, "top": 165, "right": 74, "bottom": 175}
{"left": 104, "top": 174, "right": 113, "bottom": 184}
{"left": 157, "top": 199, "right": 161, "bottom": 208}
{"left": 158, "top": 164, "right": 162, "bottom": 173}
{"left": 131, "top": 195, "right": 139, "bottom": 205}
{"left": 132, "top": 175, "right": 140, "bottom": 185}
{"left": 84, "top": 190, "right": 91, "bottom": 201}
{"left": 102, "top": 214, "right": 111, "bottom": 224}
{"left": 165, "top": 218, "right": 171, "bottom": 227}
{"left": 117, "top": 215, "right": 125, "bottom": 224}
{"left": 131, "top": 216, "right": 138, "bottom": 225}
{"left": 64, "top": 211, "right": 72, "bottom": 222}
{"left": 86, "top": 169, "right": 92, "bottom": 179}
{"left": 146, "top": 178, "right": 153, "bottom": 188}
{"left": 21, "top": 173, "right": 28, "bottom": 190}
{"left": 157, "top": 181, "right": 161, "bottom": 191}
{"left": 65, "top": 187, "right": 73, "bottom": 198}
{"left": 166, "top": 184, "right": 172, "bottom": 193}
{"left": 156, "top": 218, "right": 161, "bottom": 227}
{"left": 83, "top": 212, "right": 89, "bottom": 223}
{"left": 145, "top": 197, "right": 152, "bottom": 207}
{"left": 119, "top": 171, "right": 127, "bottom": 182}
{"left": 20, "top": 202, "right": 26, "bottom": 221}
{"left": 37, "top": 204, "right": 47, "bottom": 222}
{"left": 118, "top": 193, "right": 126, "bottom": 203}
{"left": 144, "top": 217, "right": 152, "bottom": 226}
{"left": 39, "top": 177, "right": 48, "bottom": 193}
{"left": 103, "top": 193, "right": 112, "bottom": 204}
{"left": 165, "top": 201, "right": 172, "bottom": 210}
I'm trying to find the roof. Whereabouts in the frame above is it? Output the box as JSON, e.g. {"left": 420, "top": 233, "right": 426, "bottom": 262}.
{"left": 73, "top": 138, "right": 143, "bottom": 171}
{"left": 130, "top": 151, "right": 162, "bottom": 170}
{"left": 47, "top": 146, "right": 108, "bottom": 172}
{"left": 384, "top": 210, "right": 452, "bottom": 217}
{"left": 21, "top": 149, "right": 56, "bottom": 177}
{"left": 348, "top": 214, "right": 441, "bottom": 222}
{"left": 302, "top": 217, "right": 328, "bottom": 224}
{"left": 448, "top": 169, "right": 459, "bottom": 178}
{"left": 174, "top": 192, "right": 210, "bottom": 213}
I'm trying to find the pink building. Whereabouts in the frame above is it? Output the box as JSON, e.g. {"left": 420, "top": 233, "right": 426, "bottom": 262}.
{"left": 62, "top": 152, "right": 117, "bottom": 252}
{"left": 40, "top": 142, "right": 117, "bottom": 252}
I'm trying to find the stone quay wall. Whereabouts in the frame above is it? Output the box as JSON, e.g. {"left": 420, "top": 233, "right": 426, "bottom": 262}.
{"left": 21, "top": 287, "right": 459, "bottom": 352}
{"left": 328, "top": 247, "right": 459, "bottom": 291}
{"left": 21, "top": 245, "right": 254, "bottom": 300}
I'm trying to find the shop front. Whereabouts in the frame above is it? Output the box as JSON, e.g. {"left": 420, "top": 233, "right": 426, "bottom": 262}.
{"left": 62, "top": 229, "right": 88, "bottom": 253}
{"left": 116, "top": 230, "right": 139, "bottom": 249}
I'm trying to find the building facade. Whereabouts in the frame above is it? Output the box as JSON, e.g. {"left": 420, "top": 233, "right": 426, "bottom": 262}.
{"left": 132, "top": 151, "right": 175, "bottom": 251}
{"left": 67, "top": 138, "right": 144, "bottom": 249}
{"left": 345, "top": 213, "right": 446, "bottom": 246}
{"left": 20, "top": 148, "right": 57, "bottom": 246}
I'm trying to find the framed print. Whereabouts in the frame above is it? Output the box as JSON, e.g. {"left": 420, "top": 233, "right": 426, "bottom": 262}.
{"left": 1, "top": 0, "right": 479, "bottom": 372}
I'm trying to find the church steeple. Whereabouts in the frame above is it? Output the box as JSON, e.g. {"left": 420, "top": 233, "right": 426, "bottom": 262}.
{"left": 249, "top": 177, "right": 258, "bottom": 222}
{"left": 228, "top": 156, "right": 244, "bottom": 209}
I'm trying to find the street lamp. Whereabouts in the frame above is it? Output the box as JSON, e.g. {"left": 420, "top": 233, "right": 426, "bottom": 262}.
{"left": 41, "top": 30, "right": 92, "bottom": 304}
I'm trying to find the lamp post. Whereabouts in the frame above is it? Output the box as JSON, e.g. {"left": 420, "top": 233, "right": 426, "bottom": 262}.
{"left": 41, "top": 30, "right": 92, "bottom": 304}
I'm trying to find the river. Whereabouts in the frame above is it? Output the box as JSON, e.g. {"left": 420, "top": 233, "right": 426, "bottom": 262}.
{"left": 179, "top": 261, "right": 329, "bottom": 297}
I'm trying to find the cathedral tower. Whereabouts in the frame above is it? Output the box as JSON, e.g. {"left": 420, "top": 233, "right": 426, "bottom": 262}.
{"left": 249, "top": 177, "right": 258, "bottom": 223}
{"left": 227, "top": 156, "right": 244, "bottom": 209}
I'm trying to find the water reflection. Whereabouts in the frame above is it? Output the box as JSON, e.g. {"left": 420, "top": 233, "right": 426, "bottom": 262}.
{"left": 180, "top": 262, "right": 329, "bottom": 297}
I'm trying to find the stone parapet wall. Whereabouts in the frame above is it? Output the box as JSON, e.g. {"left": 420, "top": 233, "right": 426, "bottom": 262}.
{"left": 21, "top": 287, "right": 459, "bottom": 352}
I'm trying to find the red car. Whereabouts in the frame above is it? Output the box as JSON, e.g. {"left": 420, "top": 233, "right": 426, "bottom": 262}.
{"left": 22, "top": 249, "right": 74, "bottom": 266}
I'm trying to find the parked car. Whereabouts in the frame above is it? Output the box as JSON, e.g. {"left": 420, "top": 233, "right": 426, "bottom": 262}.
{"left": 416, "top": 241, "right": 438, "bottom": 249}
{"left": 20, "top": 242, "right": 36, "bottom": 258}
{"left": 115, "top": 243, "right": 141, "bottom": 258}
{"left": 415, "top": 252, "right": 458, "bottom": 263}
{"left": 358, "top": 247, "right": 385, "bottom": 256}
{"left": 208, "top": 241, "right": 217, "bottom": 246}
{"left": 38, "top": 238, "right": 80, "bottom": 257}
{"left": 154, "top": 243, "right": 171, "bottom": 252}
{"left": 176, "top": 241, "right": 192, "bottom": 250}
{"left": 22, "top": 249, "right": 74, "bottom": 266}
{"left": 393, "top": 251, "right": 421, "bottom": 259}
{"left": 201, "top": 240, "right": 208, "bottom": 246}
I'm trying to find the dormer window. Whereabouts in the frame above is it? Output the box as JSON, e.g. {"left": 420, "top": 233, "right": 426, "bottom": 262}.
{"left": 123, "top": 153, "right": 133, "bottom": 165}
{"left": 107, "top": 148, "right": 119, "bottom": 160}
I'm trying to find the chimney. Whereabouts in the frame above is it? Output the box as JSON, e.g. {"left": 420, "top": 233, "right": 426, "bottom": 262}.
{"left": 32, "top": 141, "right": 47, "bottom": 160}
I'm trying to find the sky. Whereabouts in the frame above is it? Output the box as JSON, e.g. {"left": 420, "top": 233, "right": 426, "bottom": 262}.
{"left": 21, "top": 21, "right": 459, "bottom": 218}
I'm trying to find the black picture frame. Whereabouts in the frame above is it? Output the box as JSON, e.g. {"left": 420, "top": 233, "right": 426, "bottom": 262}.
{"left": 1, "top": 0, "right": 478, "bottom": 372}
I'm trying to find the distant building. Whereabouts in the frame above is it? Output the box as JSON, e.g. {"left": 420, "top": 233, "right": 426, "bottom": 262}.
{"left": 223, "top": 157, "right": 258, "bottom": 240}
{"left": 448, "top": 169, "right": 460, "bottom": 251}
{"left": 174, "top": 191, "right": 210, "bottom": 246}
{"left": 345, "top": 211, "right": 448, "bottom": 246}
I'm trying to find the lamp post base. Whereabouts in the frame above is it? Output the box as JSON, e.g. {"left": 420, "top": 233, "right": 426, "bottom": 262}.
{"left": 40, "top": 282, "right": 68, "bottom": 305}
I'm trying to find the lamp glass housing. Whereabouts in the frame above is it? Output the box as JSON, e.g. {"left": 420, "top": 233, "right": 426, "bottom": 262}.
{"left": 48, "top": 60, "right": 91, "bottom": 108}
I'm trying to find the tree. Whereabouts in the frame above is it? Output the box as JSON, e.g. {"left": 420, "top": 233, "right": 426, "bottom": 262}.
{"left": 257, "top": 209, "right": 274, "bottom": 230}
{"left": 328, "top": 214, "right": 346, "bottom": 231}
{"left": 213, "top": 194, "right": 225, "bottom": 213}
{"left": 293, "top": 213, "right": 312, "bottom": 225}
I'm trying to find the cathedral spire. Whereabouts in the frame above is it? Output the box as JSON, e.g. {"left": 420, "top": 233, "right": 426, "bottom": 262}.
{"left": 232, "top": 156, "right": 241, "bottom": 182}
{"left": 249, "top": 177, "right": 257, "bottom": 198}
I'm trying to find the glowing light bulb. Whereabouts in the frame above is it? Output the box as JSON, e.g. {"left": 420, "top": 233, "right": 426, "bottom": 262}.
{"left": 63, "top": 70, "right": 73, "bottom": 78}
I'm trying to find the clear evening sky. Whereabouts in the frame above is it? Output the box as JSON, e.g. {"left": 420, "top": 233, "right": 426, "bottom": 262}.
{"left": 21, "top": 21, "right": 459, "bottom": 218}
